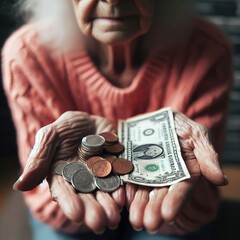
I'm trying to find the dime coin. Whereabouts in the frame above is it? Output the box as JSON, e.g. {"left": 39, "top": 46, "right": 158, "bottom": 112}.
{"left": 95, "top": 174, "right": 121, "bottom": 192}
{"left": 87, "top": 156, "right": 103, "bottom": 170}
{"left": 53, "top": 161, "right": 68, "bottom": 175}
{"left": 71, "top": 169, "right": 96, "bottom": 193}
{"left": 104, "top": 142, "right": 125, "bottom": 155}
{"left": 62, "top": 162, "right": 87, "bottom": 182}
{"left": 92, "top": 160, "right": 112, "bottom": 177}
{"left": 100, "top": 132, "right": 119, "bottom": 145}
{"left": 112, "top": 158, "right": 134, "bottom": 175}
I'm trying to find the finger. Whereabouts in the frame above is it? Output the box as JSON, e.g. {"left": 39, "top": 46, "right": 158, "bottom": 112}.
{"left": 13, "top": 125, "right": 58, "bottom": 191}
{"left": 129, "top": 186, "right": 150, "bottom": 230}
{"left": 43, "top": 202, "right": 70, "bottom": 229}
{"left": 193, "top": 140, "right": 227, "bottom": 186}
{"left": 54, "top": 111, "right": 93, "bottom": 149}
{"left": 49, "top": 175, "right": 84, "bottom": 224}
{"left": 143, "top": 188, "right": 168, "bottom": 233}
{"left": 96, "top": 191, "right": 121, "bottom": 229}
{"left": 161, "top": 178, "right": 198, "bottom": 222}
{"left": 14, "top": 112, "right": 93, "bottom": 191}
{"left": 125, "top": 183, "right": 138, "bottom": 209}
{"left": 111, "top": 186, "right": 126, "bottom": 210}
{"left": 79, "top": 193, "right": 107, "bottom": 234}
{"left": 90, "top": 115, "right": 115, "bottom": 134}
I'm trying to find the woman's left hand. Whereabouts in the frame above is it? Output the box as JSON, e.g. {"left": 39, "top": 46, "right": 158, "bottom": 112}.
{"left": 13, "top": 112, "right": 125, "bottom": 233}
{"left": 126, "top": 111, "right": 228, "bottom": 233}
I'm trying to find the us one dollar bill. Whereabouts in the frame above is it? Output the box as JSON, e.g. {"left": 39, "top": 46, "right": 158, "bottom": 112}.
{"left": 118, "top": 108, "right": 190, "bottom": 187}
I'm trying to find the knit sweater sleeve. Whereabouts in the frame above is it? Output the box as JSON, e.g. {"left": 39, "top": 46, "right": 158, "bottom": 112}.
{"left": 166, "top": 19, "right": 233, "bottom": 156}
{"left": 162, "top": 19, "right": 233, "bottom": 233}
{"left": 1, "top": 25, "right": 73, "bottom": 230}
{"left": 186, "top": 37, "right": 233, "bottom": 156}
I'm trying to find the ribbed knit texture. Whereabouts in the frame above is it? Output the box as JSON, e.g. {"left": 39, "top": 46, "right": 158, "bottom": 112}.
{"left": 2, "top": 17, "right": 233, "bottom": 232}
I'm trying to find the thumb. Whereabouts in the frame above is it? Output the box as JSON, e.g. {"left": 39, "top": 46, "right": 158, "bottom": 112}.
{"left": 13, "top": 125, "right": 58, "bottom": 191}
{"left": 193, "top": 133, "right": 228, "bottom": 186}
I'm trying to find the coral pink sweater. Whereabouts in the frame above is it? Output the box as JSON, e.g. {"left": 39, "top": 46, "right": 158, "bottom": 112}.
{"left": 2, "top": 17, "right": 233, "bottom": 230}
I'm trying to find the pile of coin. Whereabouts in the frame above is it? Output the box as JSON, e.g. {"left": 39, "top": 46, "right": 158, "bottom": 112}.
{"left": 77, "top": 135, "right": 105, "bottom": 161}
{"left": 53, "top": 132, "right": 133, "bottom": 193}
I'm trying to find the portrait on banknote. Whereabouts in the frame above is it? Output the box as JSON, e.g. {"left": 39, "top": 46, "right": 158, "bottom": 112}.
{"left": 132, "top": 144, "right": 164, "bottom": 160}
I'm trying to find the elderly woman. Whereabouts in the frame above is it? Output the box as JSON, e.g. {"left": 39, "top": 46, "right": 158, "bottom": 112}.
{"left": 2, "top": 0, "right": 232, "bottom": 239}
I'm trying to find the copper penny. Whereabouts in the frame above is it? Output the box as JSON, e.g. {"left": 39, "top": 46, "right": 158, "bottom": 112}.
{"left": 104, "top": 142, "right": 125, "bottom": 155}
{"left": 92, "top": 160, "right": 112, "bottom": 177}
{"left": 100, "top": 132, "right": 119, "bottom": 145}
{"left": 105, "top": 157, "right": 117, "bottom": 165}
{"left": 112, "top": 158, "right": 134, "bottom": 175}
{"left": 87, "top": 156, "right": 103, "bottom": 170}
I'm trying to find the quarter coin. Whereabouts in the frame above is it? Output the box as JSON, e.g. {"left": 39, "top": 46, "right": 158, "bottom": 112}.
{"left": 62, "top": 162, "right": 87, "bottom": 182}
{"left": 53, "top": 161, "right": 68, "bottom": 176}
{"left": 82, "top": 135, "right": 105, "bottom": 148}
{"left": 95, "top": 174, "right": 121, "bottom": 192}
{"left": 71, "top": 169, "right": 96, "bottom": 193}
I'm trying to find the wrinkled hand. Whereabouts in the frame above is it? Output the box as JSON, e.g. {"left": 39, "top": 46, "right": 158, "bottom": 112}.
{"left": 126, "top": 111, "right": 228, "bottom": 234}
{"left": 13, "top": 111, "right": 125, "bottom": 233}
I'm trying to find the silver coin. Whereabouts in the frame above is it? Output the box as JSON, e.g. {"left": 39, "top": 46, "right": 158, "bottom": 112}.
{"left": 62, "top": 162, "right": 87, "bottom": 182}
{"left": 54, "top": 161, "right": 69, "bottom": 176}
{"left": 71, "top": 169, "right": 96, "bottom": 193}
{"left": 95, "top": 174, "right": 121, "bottom": 192}
{"left": 82, "top": 135, "right": 105, "bottom": 148}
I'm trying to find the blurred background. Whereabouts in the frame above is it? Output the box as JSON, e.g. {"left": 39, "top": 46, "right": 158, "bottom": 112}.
{"left": 0, "top": 0, "right": 239, "bottom": 239}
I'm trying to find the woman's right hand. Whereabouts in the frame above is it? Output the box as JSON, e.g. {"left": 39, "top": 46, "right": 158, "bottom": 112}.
{"left": 13, "top": 111, "right": 125, "bottom": 233}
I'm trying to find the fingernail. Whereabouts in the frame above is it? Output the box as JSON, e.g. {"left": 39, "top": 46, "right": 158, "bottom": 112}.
{"left": 133, "top": 227, "right": 142, "bottom": 232}
{"left": 168, "top": 184, "right": 175, "bottom": 192}
{"left": 109, "top": 225, "right": 118, "bottom": 230}
{"left": 224, "top": 175, "right": 229, "bottom": 184}
{"left": 73, "top": 221, "right": 83, "bottom": 226}
{"left": 149, "top": 190, "right": 155, "bottom": 199}
{"left": 40, "top": 179, "right": 48, "bottom": 188}
{"left": 13, "top": 176, "right": 23, "bottom": 191}
{"left": 147, "top": 230, "right": 158, "bottom": 235}
{"left": 94, "top": 228, "right": 105, "bottom": 235}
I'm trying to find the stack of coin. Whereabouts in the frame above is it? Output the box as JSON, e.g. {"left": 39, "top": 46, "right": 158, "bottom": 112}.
{"left": 100, "top": 132, "right": 125, "bottom": 155}
{"left": 78, "top": 133, "right": 125, "bottom": 161}
{"left": 78, "top": 135, "right": 105, "bottom": 161}
{"left": 99, "top": 132, "right": 119, "bottom": 145}
{"left": 53, "top": 132, "right": 134, "bottom": 193}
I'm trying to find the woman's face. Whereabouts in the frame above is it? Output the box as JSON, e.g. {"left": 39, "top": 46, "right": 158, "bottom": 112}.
{"left": 71, "top": 0, "right": 155, "bottom": 45}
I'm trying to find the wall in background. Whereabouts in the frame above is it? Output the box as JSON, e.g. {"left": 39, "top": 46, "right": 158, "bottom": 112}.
{"left": 0, "top": 1, "right": 23, "bottom": 175}
{"left": 194, "top": 0, "right": 240, "bottom": 165}
{"left": 0, "top": 1, "right": 22, "bottom": 157}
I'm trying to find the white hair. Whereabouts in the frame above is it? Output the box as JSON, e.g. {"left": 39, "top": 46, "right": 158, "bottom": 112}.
{"left": 18, "top": 0, "right": 81, "bottom": 52}
{"left": 18, "top": 0, "right": 193, "bottom": 52}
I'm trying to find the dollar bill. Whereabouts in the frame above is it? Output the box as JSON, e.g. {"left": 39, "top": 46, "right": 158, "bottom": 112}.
{"left": 118, "top": 107, "right": 190, "bottom": 187}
